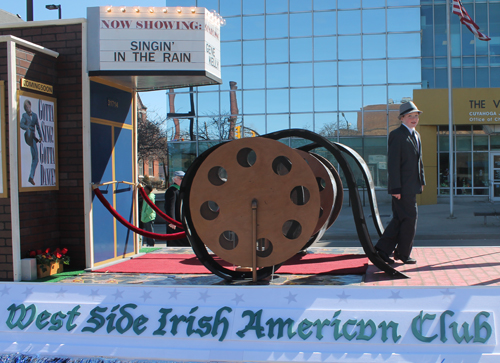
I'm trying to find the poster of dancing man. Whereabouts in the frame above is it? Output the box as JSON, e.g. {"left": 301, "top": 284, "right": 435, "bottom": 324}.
{"left": 18, "top": 91, "right": 58, "bottom": 191}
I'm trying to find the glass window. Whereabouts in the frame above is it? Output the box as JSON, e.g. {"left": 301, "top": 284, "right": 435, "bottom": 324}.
{"left": 492, "top": 68, "right": 500, "bottom": 87}
{"left": 314, "top": 37, "right": 337, "bottom": 61}
{"left": 266, "top": 39, "right": 289, "bottom": 63}
{"left": 314, "top": 12, "right": 336, "bottom": 36}
{"left": 197, "top": 0, "right": 218, "bottom": 11}
{"left": 243, "top": 16, "right": 264, "bottom": 39}
{"left": 243, "top": 0, "right": 264, "bottom": 15}
{"left": 266, "top": 14, "right": 288, "bottom": 38}
{"left": 388, "top": 85, "right": 419, "bottom": 105}
{"left": 387, "top": 7, "right": 421, "bottom": 32}
{"left": 452, "top": 68, "right": 461, "bottom": 88}
{"left": 363, "top": 86, "right": 387, "bottom": 107}
{"left": 492, "top": 135, "right": 500, "bottom": 150}
{"left": 338, "top": 10, "right": 361, "bottom": 34}
{"left": 222, "top": 17, "right": 241, "bottom": 41}
{"left": 220, "top": 90, "right": 242, "bottom": 117}
{"left": 242, "top": 90, "right": 265, "bottom": 114}
{"left": 456, "top": 135, "right": 471, "bottom": 151}
{"left": 220, "top": 0, "right": 241, "bottom": 17}
{"left": 314, "top": 87, "right": 338, "bottom": 112}
{"left": 242, "top": 115, "right": 265, "bottom": 136}
{"left": 362, "top": 9, "right": 385, "bottom": 33}
{"left": 364, "top": 137, "right": 388, "bottom": 187}
{"left": 339, "top": 61, "right": 362, "bottom": 85}
{"left": 339, "top": 87, "right": 362, "bottom": 111}
{"left": 473, "top": 135, "right": 488, "bottom": 151}
{"left": 290, "top": 63, "right": 313, "bottom": 87}
{"left": 388, "top": 59, "right": 421, "bottom": 83}
{"left": 490, "top": 4, "right": 500, "bottom": 56}
{"left": 476, "top": 3, "right": 488, "bottom": 56}
{"left": 338, "top": 36, "right": 361, "bottom": 59}
{"left": 363, "top": 60, "right": 386, "bottom": 85}
{"left": 290, "top": 88, "right": 314, "bottom": 112}
{"left": 266, "top": 0, "right": 287, "bottom": 14}
{"left": 243, "top": 65, "right": 265, "bottom": 89}
{"left": 463, "top": 68, "right": 475, "bottom": 88}
{"left": 456, "top": 153, "right": 472, "bottom": 195}
{"left": 363, "top": 34, "right": 386, "bottom": 59}
{"left": 291, "top": 113, "right": 314, "bottom": 130}
{"left": 267, "top": 89, "right": 289, "bottom": 113}
{"left": 434, "top": 5, "right": 447, "bottom": 57}
{"left": 314, "top": 0, "right": 336, "bottom": 11}
{"left": 314, "top": 62, "right": 337, "bottom": 86}
{"left": 197, "top": 92, "right": 220, "bottom": 116}
{"left": 315, "top": 113, "right": 338, "bottom": 136}
{"left": 290, "top": 13, "right": 313, "bottom": 37}
{"left": 338, "top": 0, "right": 360, "bottom": 9}
{"left": 290, "top": 0, "right": 312, "bottom": 12}
{"left": 388, "top": 33, "right": 421, "bottom": 58}
{"left": 388, "top": 0, "right": 419, "bottom": 5}
{"left": 422, "top": 69, "right": 434, "bottom": 89}
{"left": 477, "top": 68, "right": 489, "bottom": 88}
{"left": 220, "top": 66, "right": 242, "bottom": 91}
{"left": 242, "top": 41, "right": 264, "bottom": 65}
{"left": 339, "top": 112, "right": 359, "bottom": 135}
{"left": 267, "top": 64, "right": 289, "bottom": 88}
{"left": 222, "top": 42, "right": 242, "bottom": 65}
{"left": 267, "top": 114, "right": 289, "bottom": 133}
{"left": 363, "top": 110, "right": 388, "bottom": 136}
{"left": 290, "top": 38, "right": 313, "bottom": 62}
{"left": 421, "top": 6, "right": 434, "bottom": 57}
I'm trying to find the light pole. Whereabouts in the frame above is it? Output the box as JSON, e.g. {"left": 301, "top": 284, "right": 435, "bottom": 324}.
{"left": 45, "top": 4, "right": 61, "bottom": 19}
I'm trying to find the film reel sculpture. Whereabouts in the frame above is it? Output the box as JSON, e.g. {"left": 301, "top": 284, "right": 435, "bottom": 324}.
{"left": 180, "top": 129, "right": 408, "bottom": 281}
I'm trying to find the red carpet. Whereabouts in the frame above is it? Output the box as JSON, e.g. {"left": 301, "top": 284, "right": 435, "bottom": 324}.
{"left": 94, "top": 253, "right": 368, "bottom": 275}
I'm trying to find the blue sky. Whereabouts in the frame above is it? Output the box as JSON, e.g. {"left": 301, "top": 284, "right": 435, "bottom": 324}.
{"left": 1, "top": 1, "right": 173, "bottom": 119}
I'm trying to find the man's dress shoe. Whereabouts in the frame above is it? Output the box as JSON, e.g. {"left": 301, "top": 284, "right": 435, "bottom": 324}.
{"left": 376, "top": 248, "right": 394, "bottom": 264}
{"left": 394, "top": 250, "right": 417, "bottom": 264}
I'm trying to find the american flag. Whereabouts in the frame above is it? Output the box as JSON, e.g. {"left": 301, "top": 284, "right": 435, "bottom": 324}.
{"left": 452, "top": 0, "right": 491, "bottom": 41}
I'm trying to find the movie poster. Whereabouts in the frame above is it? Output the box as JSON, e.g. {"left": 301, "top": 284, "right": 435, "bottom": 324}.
{"left": 0, "top": 82, "right": 6, "bottom": 197}
{"left": 18, "top": 91, "right": 58, "bottom": 191}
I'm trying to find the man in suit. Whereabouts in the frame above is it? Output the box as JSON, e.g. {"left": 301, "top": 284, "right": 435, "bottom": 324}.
{"left": 164, "top": 170, "right": 190, "bottom": 246}
{"left": 20, "top": 99, "right": 42, "bottom": 186}
{"left": 375, "top": 101, "right": 425, "bottom": 265}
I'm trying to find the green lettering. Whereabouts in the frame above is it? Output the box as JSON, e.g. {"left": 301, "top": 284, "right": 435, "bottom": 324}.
{"left": 440, "top": 310, "right": 454, "bottom": 343}
{"left": 356, "top": 319, "right": 376, "bottom": 341}
{"left": 378, "top": 321, "right": 401, "bottom": 343}
{"left": 106, "top": 304, "right": 120, "bottom": 333}
{"left": 473, "top": 311, "right": 492, "bottom": 343}
{"left": 82, "top": 306, "right": 107, "bottom": 333}
{"left": 49, "top": 311, "right": 66, "bottom": 331}
{"left": 66, "top": 306, "right": 81, "bottom": 331}
{"left": 330, "top": 310, "right": 343, "bottom": 340}
{"left": 411, "top": 311, "right": 438, "bottom": 343}
{"left": 342, "top": 319, "right": 358, "bottom": 341}
{"left": 35, "top": 310, "right": 51, "bottom": 330}
{"left": 169, "top": 314, "right": 186, "bottom": 335}
{"left": 133, "top": 315, "right": 148, "bottom": 335}
{"left": 213, "top": 306, "right": 232, "bottom": 342}
{"left": 312, "top": 318, "right": 331, "bottom": 340}
{"left": 297, "top": 319, "right": 313, "bottom": 340}
{"left": 450, "top": 321, "right": 473, "bottom": 343}
{"left": 186, "top": 307, "right": 199, "bottom": 336}
{"left": 116, "top": 304, "right": 137, "bottom": 334}
{"left": 195, "top": 316, "right": 212, "bottom": 337}
{"left": 153, "top": 308, "right": 172, "bottom": 336}
{"left": 6, "top": 303, "right": 37, "bottom": 330}
{"left": 265, "top": 317, "right": 296, "bottom": 339}
{"left": 237, "top": 309, "right": 265, "bottom": 339}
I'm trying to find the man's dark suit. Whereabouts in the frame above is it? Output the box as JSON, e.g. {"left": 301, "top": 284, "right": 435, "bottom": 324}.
{"left": 375, "top": 124, "right": 425, "bottom": 260}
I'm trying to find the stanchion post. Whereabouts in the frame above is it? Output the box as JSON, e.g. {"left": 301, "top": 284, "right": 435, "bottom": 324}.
{"left": 251, "top": 199, "right": 258, "bottom": 282}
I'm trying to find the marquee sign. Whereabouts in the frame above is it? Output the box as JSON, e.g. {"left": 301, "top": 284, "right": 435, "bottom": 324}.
{"left": 1, "top": 283, "right": 499, "bottom": 362}
{"left": 87, "top": 6, "right": 222, "bottom": 89}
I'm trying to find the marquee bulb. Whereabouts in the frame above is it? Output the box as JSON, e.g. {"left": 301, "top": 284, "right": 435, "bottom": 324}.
{"left": 149, "top": 8, "right": 154, "bottom": 13}
{"left": 177, "top": 8, "right": 182, "bottom": 14}
{"left": 134, "top": 8, "right": 140, "bottom": 13}
{"left": 191, "top": 8, "right": 196, "bottom": 13}
{"left": 106, "top": 7, "right": 112, "bottom": 12}
{"left": 120, "top": 7, "right": 126, "bottom": 12}
{"left": 163, "top": 8, "right": 168, "bottom": 13}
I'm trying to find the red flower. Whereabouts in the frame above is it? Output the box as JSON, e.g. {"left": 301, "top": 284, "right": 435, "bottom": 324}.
{"left": 29, "top": 250, "right": 36, "bottom": 257}
{"left": 45, "top": 248, "right": 51, "bottom": 254}
{"left": 61, "top": 248, "right": 68, "bottom": 255}
{"left": 56, "top": 252, "right": 62, "bottom": 259}
{"left": 36, "top": 249, "right": 42, "bottom": 255}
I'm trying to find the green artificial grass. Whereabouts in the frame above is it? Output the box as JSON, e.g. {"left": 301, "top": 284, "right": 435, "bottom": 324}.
{"left": 139, "top": 247, "right": 162, "bottom": 253}
{"left": 32, "top": 269, "right": 86, "bottom": 283}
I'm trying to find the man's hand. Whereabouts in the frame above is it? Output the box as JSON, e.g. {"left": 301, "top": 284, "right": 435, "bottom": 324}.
{"left": 392, "top": 194, "right": 401, "bottom": 200}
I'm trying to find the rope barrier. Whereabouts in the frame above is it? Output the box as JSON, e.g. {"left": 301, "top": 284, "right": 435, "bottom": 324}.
{"left": 138, "top": 186, "right": 183, "bottom": 229}
{"left": 93, "top": 187, "right": 186, "bottom": 241}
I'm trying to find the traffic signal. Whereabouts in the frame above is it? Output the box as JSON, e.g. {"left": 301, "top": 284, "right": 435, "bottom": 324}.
{"left": 251, "top": 131, "right": 256, "bottom": 137}
{"left": 235, "top": 125, "right": 241, "bottom": 139}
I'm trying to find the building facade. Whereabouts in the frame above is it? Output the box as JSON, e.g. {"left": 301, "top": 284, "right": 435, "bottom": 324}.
{"left": 163, "top": 0, "right": 500, "bottom": 203}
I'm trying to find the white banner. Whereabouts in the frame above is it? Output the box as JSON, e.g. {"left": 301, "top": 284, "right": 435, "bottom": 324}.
{"left": 0, "top": 283, "right": 499, "bottom": 362}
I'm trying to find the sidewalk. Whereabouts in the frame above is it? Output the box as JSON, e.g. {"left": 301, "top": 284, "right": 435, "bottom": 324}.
{"left": 317, "top": 197, "right": 500, "bottom": 247}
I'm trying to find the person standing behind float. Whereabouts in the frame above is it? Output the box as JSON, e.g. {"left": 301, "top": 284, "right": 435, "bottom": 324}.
{"left": 141, "top": 184, "right": 156, "bottom": 247}
{"left": 164, "top": 171, "right": 190, "bottom": 246}
{"left": 375, "top": 101, "right": 425, "bottom": 266}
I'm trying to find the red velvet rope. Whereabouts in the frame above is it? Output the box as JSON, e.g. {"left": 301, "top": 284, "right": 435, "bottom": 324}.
{"left": 93, "top": 187, "right": 186, "bottom": 240}
{"left": 138, "top": 186, "right": 183, "bottom": 229}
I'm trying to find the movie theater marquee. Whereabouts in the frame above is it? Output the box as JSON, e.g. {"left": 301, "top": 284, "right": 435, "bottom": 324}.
{"left": 87, "top": 6, "right": 221, "bottom": 79}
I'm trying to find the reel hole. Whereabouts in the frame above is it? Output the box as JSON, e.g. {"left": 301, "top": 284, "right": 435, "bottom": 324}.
{"left": 219, "top": 231, "right": 238, "bottom": 250}
{"left": 208, "top": 166, "right": 227, "bottom": 186}
{"left": 200, "top": 201, "right": 220, "bottom": 220}
{"left": 282, "top": 220, "right": 302, "bottom": 240}
{"left": 272, "top": 156, "right": 292, "bottom": 176}
{"left": 237, "top": 148, "right": 257, "bottom": 168}
{"left": 290, "top": 186, "right": 310, "bottom": 206}
{"left": 317, "top": 177, "right": 326, "bottom": 191}
{"left": 256, "top": 238, "right": 273, "bottom": 258}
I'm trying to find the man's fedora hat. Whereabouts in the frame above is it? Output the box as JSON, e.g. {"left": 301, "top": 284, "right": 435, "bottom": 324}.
{"left": 399, "top": 101, "right": 423, "bottom": 117}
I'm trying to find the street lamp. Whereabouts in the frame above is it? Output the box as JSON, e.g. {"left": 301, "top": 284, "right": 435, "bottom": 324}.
{"left": 45, "top": 4, "right": 61, "bottom": 19}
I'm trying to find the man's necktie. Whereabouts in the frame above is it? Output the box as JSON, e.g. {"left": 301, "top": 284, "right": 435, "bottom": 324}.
{"left": 411, "top": 132, "right": 419, "bottom": 150}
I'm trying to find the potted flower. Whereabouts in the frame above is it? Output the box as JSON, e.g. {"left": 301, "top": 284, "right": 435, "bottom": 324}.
{"left": 29, "top": 248, "right": 70, "bottom": 278}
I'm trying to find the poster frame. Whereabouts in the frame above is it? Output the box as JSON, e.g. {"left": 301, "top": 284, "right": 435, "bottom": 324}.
{"left": 0, "top": 81, "right": 7, "bottom": 198}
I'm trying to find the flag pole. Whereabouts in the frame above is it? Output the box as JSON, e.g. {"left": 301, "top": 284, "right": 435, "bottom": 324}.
{"left": 446, "top": 0, "right": 455, "bottom": 218}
